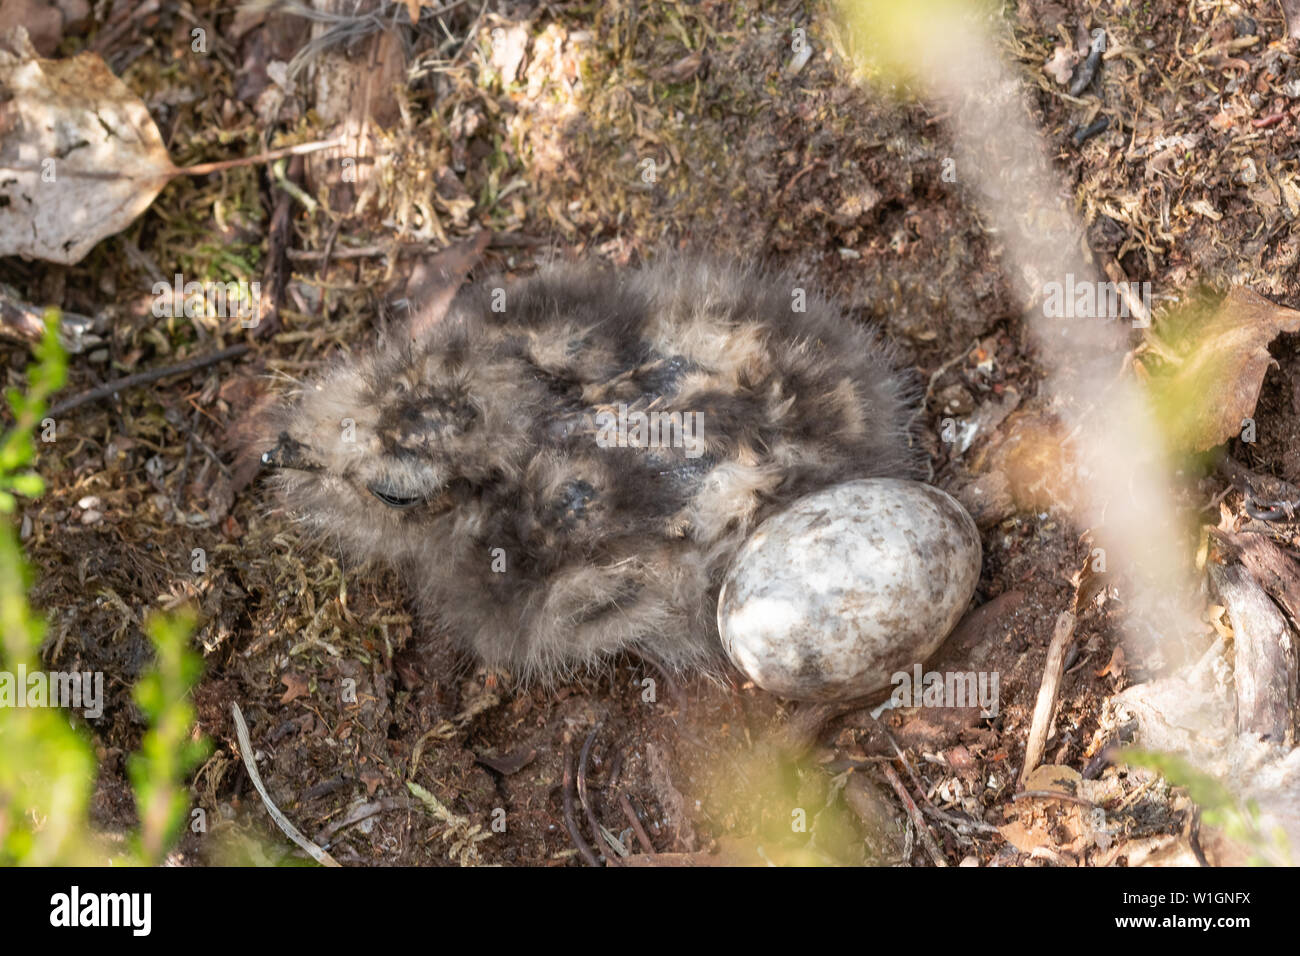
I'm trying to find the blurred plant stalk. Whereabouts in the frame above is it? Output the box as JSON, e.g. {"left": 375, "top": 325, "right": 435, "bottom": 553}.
{"left": 0, "top": 313, "right": 207, "bottom": 864}
{"left": 837, "top": 0, "right": 1202, "bottom": 665}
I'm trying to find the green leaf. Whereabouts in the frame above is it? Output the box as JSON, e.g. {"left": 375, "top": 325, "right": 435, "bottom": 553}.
{"left": 7, "top": 473, "right": 45, "bottom": 498}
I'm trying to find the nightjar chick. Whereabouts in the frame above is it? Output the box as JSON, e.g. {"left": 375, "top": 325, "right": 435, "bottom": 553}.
{"left": 262, "top": 257, "right": 924, "bottom": 682}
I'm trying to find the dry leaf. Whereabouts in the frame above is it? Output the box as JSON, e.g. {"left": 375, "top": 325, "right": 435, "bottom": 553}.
{"left": 1070, "top": 537, "right": 1109, "bottom": 612}
{"left": 398, "top": 231, "right": 492, "bottom": 341}
{"left": 1043, "top": 45, "right": 1076, "bottom": 85}
{"left": 1146, "top": 288, "right": 1300, "bottom": 452}
{"left": 280, "top": 672, "right": 310, "bottom": 704}
{"left": 0, "top": 31, "right": 176, "bottom": 264}
{"left": 360, "top": 768, "right": 384, "bottom": 795}
{"left": 999, "top": 765, "right": 1088, "bottom": 855}
{"left": 1022, "top": 763, "right": 1082, "bottom": 794}
{"left": 652, "top": 51, "right": 706, "bottom": 84}
{"left": 1095, "top": 645, "right": 1125, "bottom": 680}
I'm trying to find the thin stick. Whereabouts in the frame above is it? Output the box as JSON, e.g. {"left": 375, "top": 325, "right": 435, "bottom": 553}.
{"left": 0, "top": 139, "right": 342, "bottom": 182}
{"left": 451, "top": 0, "right": 489, "bottom": 66}
{"left": 562, "top": 733, "right": 601, "bottom": 866}
{"left": 577, "top": 725, "right": 621, "bottom": 866}
{"left": 178, "top": 138, "right": 344, "bottom": 177}
{"left": 312, "top": 796, "right": 411, "bottom": 847}
{"left": 256, "top": 155, "right": 302, "bottom": 339}
{"left": 230, "top": 702, "right": 341, "bottom": 867}
{"left": 869, "top": 712, "right": 999, "bottom": 834}
{"left": 619, "top": 792, "right": 656, "bottom": 854}
{"left": 1011, "top": 790, "right": 1098, "bottom": 809}
{"left": 0, "top": 295, "right": 96, "bottom": 352}
{"left": 1019, "top": 610, "right": 1077, "bottom": 786}
{"left": 881, "top": 763, "right": 947, "bottom": 867}
{"left": 285, "top": 232, "right": 542, "bottom": 262}
{"left": 46, "top": 344, "right": 250, "bottom": 418}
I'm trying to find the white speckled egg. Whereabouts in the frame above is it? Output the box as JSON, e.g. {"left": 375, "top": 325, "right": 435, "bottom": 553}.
{"left": 717, "top": 478, "right": 981, "bottom": 700}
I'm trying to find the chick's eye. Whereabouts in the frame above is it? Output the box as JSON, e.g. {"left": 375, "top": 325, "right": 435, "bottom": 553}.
{"left": 367, "top": 483, "right": 422, "bottom": 509}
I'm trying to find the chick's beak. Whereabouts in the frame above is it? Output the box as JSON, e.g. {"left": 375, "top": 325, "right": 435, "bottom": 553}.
{"left": 261, "top": 431, "right": 325, "bottom": 472}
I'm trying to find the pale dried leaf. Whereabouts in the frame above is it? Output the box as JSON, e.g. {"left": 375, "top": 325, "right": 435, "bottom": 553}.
{"left": 0, "top": 38, "right": 176, "bottom": 264}
{"left": 1148, "top": 288, "right": 1300, "bottom": 452}
{"left": 1043, "top": 45, "right": 1076, "bottom": 85}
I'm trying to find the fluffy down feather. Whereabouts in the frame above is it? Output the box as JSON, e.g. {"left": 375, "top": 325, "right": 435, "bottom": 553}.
{"left": 263, "top": 257, "right": 923, "bottom": 682}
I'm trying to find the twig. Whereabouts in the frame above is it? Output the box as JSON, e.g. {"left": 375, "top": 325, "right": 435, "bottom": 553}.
{"left": 1019, "top": 610, "right": 1077, "bottom": 786}
{"left": 450, "top": 0, "right": 489, "bottom": 66}
{"left": 288, "top": 243, "right": 413, "bottom": 261}
{"left": 619, "top": 792, "right": 656, "bottom": 854}
{"left": 314, "top": 221, "right": 343, "bottom": 317}
{"left": 174, "top": 405, "right": 201, "bottom": 509}
{"left": 312, "top": 796, "right": 411, "bottom": 848}
{"left": 924, "top": 341, "right": 978, "bottom": 401}
{"left": 0, "top": 139, "right": 342, "bottom": 182}
{"left": 577, "top": 725, "right": 620, "bottom": 865}
{"left": 177, "top": 410, "right": 234, "bottom": 480}
{"left": 1189, "top": 807, "right": 1210, "bottom": 867}
{"left": 285, "top": 232, "right": 542, "bottom": 262}
{"left": 174, "top": 139, "right": 346, "bottom": 177}
{"left": 45, "top": 344, "right": 250, "bottom": 418}
{"left": 918, "top": 791, "right": 1000, "bottom": 835}
{"left": 230, "top": 702, "right": 341, "bottom": 867}
{"left": 881, "top": 763, "right": 947, "bottom": 867}
{"left": 257, "top": 155, "right": 303, "bottom": 339}
{"left": 271, "top": 155, "right": 317, "bottom": 213}
{"left": 0, "top": 291, "right": 97, "bottom": 353}
{"left": 865, "top": 711, "right": 997, "bottom": 834}
{"left": 562, "top": 733, "right": 601, "bottom": 866}
{"left": 633, "top": 648, "right": 688, "bottom": 719}
{"left": 1011, "top": 790, "right": 1098, "bottom": 809}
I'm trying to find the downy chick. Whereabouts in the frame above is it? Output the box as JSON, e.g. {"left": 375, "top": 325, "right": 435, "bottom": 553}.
{"left": 262, "top": 257, "right": 923, "bottom": 682}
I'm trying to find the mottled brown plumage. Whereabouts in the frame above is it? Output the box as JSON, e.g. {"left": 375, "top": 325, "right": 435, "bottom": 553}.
{"left": 263, "top": 257, "right": 922, "bottom": 681}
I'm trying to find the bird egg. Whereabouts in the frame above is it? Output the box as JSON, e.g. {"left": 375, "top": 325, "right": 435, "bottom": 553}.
{"left": 718, "top": 478, "right": 981, "bottom": 700}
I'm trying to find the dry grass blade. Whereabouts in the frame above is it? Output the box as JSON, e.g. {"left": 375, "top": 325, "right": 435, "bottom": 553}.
{"left": 1020, "top": 611, "right": 1077, "bottom": 787}
{"left": 230, "top": 702, "right": 342, "bottom": 867}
